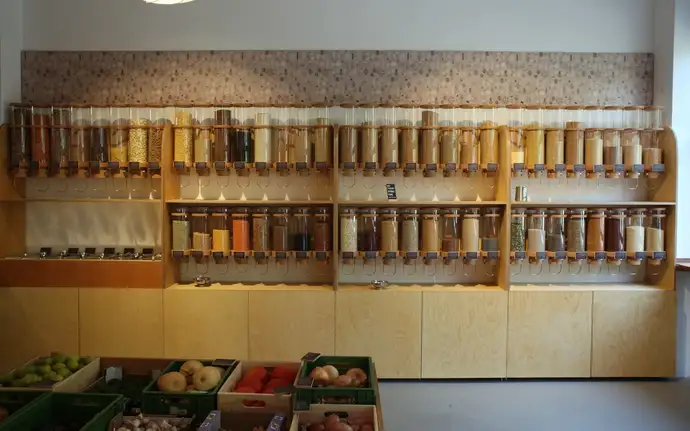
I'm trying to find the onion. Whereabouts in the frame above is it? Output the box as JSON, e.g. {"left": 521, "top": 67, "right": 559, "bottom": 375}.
{"left": 345, "top": 368, "right": 368, "bottom": 384}
{"left": 323, "top": 414, "right": 340, "bottom": 429}
{"left": 322, "top": 365, "right": 339, "bottom": 381}
{"left": 361, "top": 425, "right": 374, "bottom": 431}
{"left": 310, "top": 367, "right": 330, "bottom": 383}
{"left": 330, "top": 424, "right": 353, "bottom": 431}
{"left": 333, "top": 375, "right": 352, "bottom": 387}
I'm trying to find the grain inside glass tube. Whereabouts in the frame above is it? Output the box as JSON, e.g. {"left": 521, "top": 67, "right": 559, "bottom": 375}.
{"left": 380, "top": 209, "right": 399, "bottom": 265}
{"left": 51, "top": 106, "right": 72, "bottom": 170}
{"left": 545, "top": 106, "right": 565, "bottom": 176}
{"left": 292, "top": 207, "right": 311, "bottom": 253}
{"left": 312, "top": 104, "right": 332, "bottom": 168}
{"left": 273, "top": 207, "right": 290, "bottom": 261}
{"left": 340, "top": 208, "right": 358, "bottom": 263}
{"left": 90, "top": 107, "right": 110, "bottom": 169}
{"left": 564, "top": 106, "right": 585, "bottom": 176}
{"left": 642, "top": 106, "right": 663, "bottom": 170}
{"left": 420, "top": 105, "right": 439, "bottom": 176}
{"left": 288, "top": 105, "right": 311, "bottom": 172}
{"left": 646, "top": 208, "right": 666, "bottom": 253}
{"left": 109, "top": 106, "right": 129, "bottom": 165}
{"left": 584, "top": 106, "right": 604, "bottom": 178}
{"left": 507, "top": 104, "right": 525, "bottom": 167}
{"left": 567, "top": 209, "right": 587, "bottom": 254}
{"left": 421, "top": 208, "right": 441, "bottom": 264}
{"left": 358, "top": 208, "right": 379, "bottom": 262}
{"left": 622, "top": 106, "right": 643, "bottom": 176}
{"left": 254, "top": 108, "right": 272, "bottom": 171}
{"left": 438, "top": 105, "right": 458, "bottom": 174}
{"left": 482, "top": 207, "right": 501, "bottom": 252}
{"left": 478, "top": 104, "right": 499, "bottom": 167}
{"left": 463, "top": 208, "right": 481, "bottom": 254}
{"left": 171, "top": 208, "right": 190, "bottom": 251}
{"left": 399, "top": 105, "right": 420, "bottom": 175}
{"left": 546, "top": 209, "right": 566, "bottom": 255}
{"left": 194, "top": 109, "right": 214, "bottom": 167}
{"left": 360, "top": 104, "right": 380, "bottom": 176}
{"left": 191, "top": 208, "right": 211, "bottom": 255}
{"left": 379, "top": 104, "right": 399, "bottom": 174}
{"left": 129, "top": 107, "right": 149, "bottom": 166}
{"left": 70, "top": 107, "right": 91, "bottom": 170}
{"left": 606, "top": 209, "right": 625, "bottom": 256}
{"left": 174, "top": 108, "right": 193, "bottom": 166}
{"left": 400, "top": 208, "right": 420, "bottom": 264}
{"left": 441, "top": 209, "right": 460, "bottom": 264}
{"left": 527, "top": 209, "right": 546, "bottom": 254}
{"left": 10, "top": 106, "right": 31, "bottom": 173}
{"left": 233, "top": 105, "right": 254, "bottom": 171}
{"left": 510, "top": 209, "right": 527, "bottom": 252}
{"left": 625, "top": 209, "right": 645, "bottom": 260}
{"left": 210, "top": 207, "right": 231, "bottom": 255}
{"left": 313, "top": 207, "right": 331, "bottom": 253}
{"left": 232, "top": 208, "right": 251, "bottom": 259}
{"left": 252, "top": 207, "right": 270, "bottom": 263}
{"left": 524, "top": 105, "right": 545, "bottom": 171}
{"left": 214, "top": 108, "right": 232, "bottom": 167}
{"left": 586, "top": 209, "right": 606, "bottom": 256}
{"left": 148, "top": 108, "right": 169, "bottom": 165}
{"left": 339, "top": 104, "right": 358, "bottom": 175}
{"left": 458, "top": 104, "right": 480, "bottom": 166}
{"left": 603, "top": 106, "right": 623, "bottom": 178}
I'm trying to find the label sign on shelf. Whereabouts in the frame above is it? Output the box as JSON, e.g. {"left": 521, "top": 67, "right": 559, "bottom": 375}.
{"left": 652, "top": 164, "right": 665, "bottom": 173}
{"left": 573, "top": 164, "right": 585, "bottom": 173}
{"left": 386, "top": 184, "right": 397, "bottom": 200}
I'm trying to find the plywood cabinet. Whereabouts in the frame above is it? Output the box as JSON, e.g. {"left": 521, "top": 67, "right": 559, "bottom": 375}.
{"left": 164, "top": 288, "right": 249, "bottom": 359}
{"left": 422, "top": 289, "right": 507, "bottom": 378}
{"left": 592, "top": 290, "right": 676, "bottom": 377}
{"left": 0, "top": 287, "right": 79, "bottom": 373}
{"left": 507, "top": 290, "right": 593, "bottom": 378}
{"left": 335, "top": 288, "right": 422, "bottom": 378}
{"left": 79, "top": 288, "right": 163, "bottom": 358}
{"left": 248, "top": 290, "right": 335, "bottom": 361}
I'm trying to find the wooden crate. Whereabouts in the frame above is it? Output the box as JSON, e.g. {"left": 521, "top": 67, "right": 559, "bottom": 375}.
{"left": 0, "top": 357, "right": 100, "bottom": 393}
{"left": 217, "top": 360, "right": 299, "bottom": 413}
{"left": 289, "top": 404, "right": 378, "bottom": 431}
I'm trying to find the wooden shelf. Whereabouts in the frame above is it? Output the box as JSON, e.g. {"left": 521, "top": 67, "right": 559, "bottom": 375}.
{"left": 0, "top": 259, "right": 163, "bottom": 289}
{"left": 167, "top": 282, "right": 334, "bottom": 291}
{"left": 510, "top": 283, "right": 664, "bottom": 292}
{"left": 341, "top": 200, "right": 505, "bottom": 207}
{"left": 165, "top": 199, "right": 333, "bottom": 205}
{"left": 20, "top": 198, "right": 160, "bottom": 204}
{"left": 338, "top": 284, "right": 503, "bottom": 292}
{"left": 511, "top": 201, "right": 675, "bottom": 208}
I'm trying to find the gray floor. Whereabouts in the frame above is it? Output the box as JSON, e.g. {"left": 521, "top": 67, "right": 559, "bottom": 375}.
{"left": 379, "top": 380, "right": 690, "bottom": 431}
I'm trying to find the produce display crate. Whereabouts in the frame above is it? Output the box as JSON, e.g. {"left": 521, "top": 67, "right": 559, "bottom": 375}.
{"left": 197, "top": 410, "right": 289, "bottom": 431}
{"left": 83, "top": 358, "right": 170, "bottom": 415}
{"left": 0, "top": 356, "right": 100, "bottom": 393}
{"left": 289, "top": 404, "right": 378, "bottom": 431}
{"left": 109, "top": 414, "right": 195, "bottom": 430}
{"left": 141, "top": 360, "right": 236, "bottom": 420}
{"left": 293, "top": 356, "right": 376, "bottom": 407}
{"left": 217, "top": 360, "right": 299, "bottom": 413}
{"left": 0, "top": 392, "right": 124, "bottom": 431}
{"left": 0, "top": 390, "right": 50, "bottom": 430}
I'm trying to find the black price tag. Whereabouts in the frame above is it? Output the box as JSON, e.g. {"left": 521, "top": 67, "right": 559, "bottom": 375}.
{"left": 594, "top": 251, "right": 607, "bottom": 260}
{"left": 534, "top": 164, "right": 545, "bottom": 172}
{"left": 405, "top": 162, "right": 417, "bottom": 170}
{"left": 467, "top": 163, "right": 479, "bottom": 172}
{"left": 342, "top": 162, "right": 356, "bottom": 170}
{"left": 129, "top": 162, "right": 140, "bottom": 171}
{"left": 364, "top": 162, "right": 377, "bottom": 170}
{"left": 124, "top": 247, "right": 135, "bottom": 255}
{"left": 315, "top": 251, "right": 328, "bottom": 260}
{"left": 425, "top": 252, "right": 439, "bottom": 260}
{"left": 302, "top": 352, "right": 321, "bottom": 362}
{"left": 148, "top": 162, "right": 160, "bottom": 170}
{"left": 445, "top": 252, "right": 459, "bottom": 259}
{"left": 39, "top": 247, "right": 52, "bottom": 257}
{"left": 234, "top": 162, "right": 246, "bottom": 170}
{"left": 275, "top": 251, "right": 288, "bottom": 259}
{"left": 573, "top": 164, "right": 585, "bottom": 173}
{"left": 487, "top": 251, "right": 500, "bottom": 260}
{"left": 88, "top": 161, "right": 100, "bottom": 170}
{"left": 211, "top": 359, "right": 237, "bottom": 368}
{"left": 213, "top": 161, "right": 226, "bottom": 170}
{"left": 575, "top": 252, "right": 587, "bottom": 260}
{"left": 614, "top": 164, "right": 625, "bottom": 173}
{"left": 633, "top": 164, "right": 645, "bottom": 173}
{"left": 425, "top": 163, "right": 437, "bottom": 171}
{"left": 253, "top": 251, "right": 267, "bottom": 259}
{"left": 233, "top": 252, "right": 246, "bottom": 259}
{"left": 67, "top": 247, "right": 79, "bottom": 255}
{"left": 465, "top": 252, "right": 478, "bottom": 260}
{"left": 341, "top": 252, "right": 355, "bottom": 259}
{"left": 444, "top": 163, "right": 457, "bottom": 171}
{"left": 486, "top": 163, "right": 498, "bottom": 172}
{"left": 296, "top": 162, "right": 309, "bottom": 170}
{"left": 535, "top": 251, "right": 547, "bottom": 260}
{"left": 295, "top": 251, "right": 309, "bottom": 259}
{"left": 68, "top": 161, "right": 79, "bottom": 170}
{"left": 104, "top": 247, "right": 116, "bottom": 256}
{"left": 555, "top": 251, "right": 567, "bottom": 260}
{"left": 172, "top": 250, "right": 185, "bottom": 259}
{"left": 212, "top": 251, "right": 225, "bottom": 260}
{"left": 385, "top": 162, "right": 398, "bottom": 170}
{"left": 615, "top": 251, "right": 627, "bottom": 260}
{"left": 593, "top": 165, "right": 605, "bottom": 173}
{"left": 315, "top": 162, "right": 328, "bottom": 170}
{"left": 653, "top": 251, "right": 666, "bottom": 260}
{"left": 652, "top": 164, "right": 665, "bottom": 173}
{"left": 363, "top": 251, "right": 377, "bottom": 260}
{"left": 195, "top": 162, "right": 207, "bottom": 170}
{"left": 108, "top": 161, "right": 120, "bottom": 170}
{"left": 386, "top": 184, "right": 397, "bottom": 200}
{"left": 405, "top": 252, "right": 418, "bottom": 259}
{"left": 555, "top": 164, "right": 566, "bottom": 172}
{"left": 514, "top": 251, "right": 526, "bottom": 260}
{"left": 173, "top": 161, "right": 185, "bottom": 170}
{"left": 85, "top": 247, "right": 96, "bottom": 255}
{"left": 513, "top": 163, "right": 525, "bottom": 171}
{"left": 635, "top": 251, "right": 646, "bottom": 260}
{"left": 191, "top": 251, "right": 203, "bottom": 259}
{"left": 383, "top": 251, "right": 397, "bottom": 259}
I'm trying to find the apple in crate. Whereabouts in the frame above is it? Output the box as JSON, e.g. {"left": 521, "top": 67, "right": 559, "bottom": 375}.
{"left": 192, "top": 366, "right": 222, "bottom": 391}
{"left": 157, "top": 372, "right": 187, "bottom": 392}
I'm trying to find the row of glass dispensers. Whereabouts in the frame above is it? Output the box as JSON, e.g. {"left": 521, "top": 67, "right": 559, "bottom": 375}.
{"left": 8, "top": 104, "right": 664, "bottom": 178}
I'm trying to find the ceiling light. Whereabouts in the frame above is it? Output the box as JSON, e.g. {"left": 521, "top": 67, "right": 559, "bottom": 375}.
{"left": 143, "top": 0, "right": 195, "bottom": 4}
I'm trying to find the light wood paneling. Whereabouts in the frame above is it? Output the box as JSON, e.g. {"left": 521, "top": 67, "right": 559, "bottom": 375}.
{"left": 507, "top": 290, "right": 592, "bottom": 378}
{"left": 335, "top": 289, "right": 421, "bottom": 378}
{"left": 79, "top": 288, "right": 164, "bottom": 358}
{"left": 164, "top": 288, "right": 248, "bottom": 359}
{"left": 592, "top": 290, "right": 676, "bottom": 377}
{"left": 248, "top": 290, "right": 335, "bottom": 361}
{"left": 422, "top": 290, "right": 508, "bottom": 378}
{"left": 0, "top": 287, "right": 79, "bottom": 373}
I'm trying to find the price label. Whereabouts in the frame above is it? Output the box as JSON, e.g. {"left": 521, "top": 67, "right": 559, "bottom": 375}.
{"left": 486, "top": 163, "right": 498, "bottom": 172}
{"left": 405, "top": 162, "right": 418, "bottom": 170}
{"left": 614, "top": 164, "right": 625, "bottom": 173}
{"left": 513, "top": 163, "right": 525, "bottom": 171}
{"left": 191, "top": 251, "right": 203, "bottom": 260}
{"left": 635, "top": 251, "right": 646, "bottom": 260}
{"left": 85, "top": 247, "right": 96, "bottom": 255}
{"left": 575, "top": 252, "right": 587, "bottom": 260}
{"left": 105, "top": 366, "right": 123, "bottom": 384}
{"left": 275, "top": 251, "right": 288, "bottom": 260}
{"left": 652, "top": 164, "right": 665, "bottom": 173}
{"left": 445, "top": 251, "right": 459, "bottom": 259}
{"left": 425, "top": 252, "right": 439, "bottom": 260}
{"left": 254, "top": 161, "right": 268, "bottom": 170}
{"left": 295, "top": 251, "right": 309, "bottom": 259}
{"left": 386, "top": 184, "right": 397, "bottom": 200}
{"left": 653, "top": 251, "right": 666, "bottom": 260}
{"left": 535, "top": 251, "right": 547, "bottom": 260}
{"left": 383, "top": 251, "right": 397, "bottom": 259}
{"left": 212, "top": 252, "right": 225, "bottom": 260}
{"left": 594, "top": 251, "right": 607, "bottom": 260}
{"left": 573, "top": 164, "right": 585, "bottom": 173}
{"left": 533, "top": 164, "right": 545, "bottom": 172}
{"left": 108, "top": 161, "right": 120, "bottom": 170}
{"left": 513, "top": 251, "right": 526, "bottom": 260}
{"left": 88, "top": 161, "right": 100, "bottom": 170}
{"left": 555, "top": 251, "right": 567, "bottom": 260}
{"left": 234, "top": 162, "right": 246, "bottom": 170}
{"left": 364, "top": 162, "right": 377, "bottom": 170}
{"left": 593, "top": 165, "right": 605, "bottom": 173}
{"left": 633, "top": 164, "right": 645, "bottom": 173}
{"left": 296, "top": 162, "right": 309, "bottom": 170}
{"left": 384, "top": 162, "right": 398, "bottom": 170}
{"left": 129, "top": 162, "right": 141, "bottom": 170}
{"left": 148, "top": 162, "right": 160, "bottom": 170}
{"left": 213, "top": 161, "right": 226, "bottom": 170}
{"left": 615, "top": 251, "right": 627, "bottom": 260}
{"left": 487, "top": 251, "right": 500, "bottom": 260}
{"left": 363, "top": 251, "right": 377, "bottom": 260}
{"left": 275, "top": 162, "right": 289, "bottom": 170}
{"left": 555, "top": 164, "right": 566, "bottom": 172}
{"left": 314, "top": 251, "right": 328, "bottom": 260}
{"left": 341, "top": 252, "right": 355, "bottom": 259}
{"left": 467, "top": 163, "right": 479, "bottom": 172}
{"left": 173, "top": 161, "right": 185, "bottom": 170}
{"left": 315, "top": 162, "right": 328, "bottom": 170}
{"left": 445, "top": 163, "right": 457, "bottom": 171}
{"left": 405, "top": 252, "right": 418, "bottom": 259}
{"left": 465, "top": 252, "right": 479, "bottom": 260}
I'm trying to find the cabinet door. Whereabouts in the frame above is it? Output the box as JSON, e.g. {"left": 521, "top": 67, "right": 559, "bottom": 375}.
{"left": 80, "top": 288, "right": 163, "bottom": 358}
{"left": 0, "top": 287, "right": 79, "bottom": 373}
{"left": 336, "top": 289, "right": 422, "bottom": 378}
{"left": 248, "top": 290, "right": 335, "bottom": 361}
{"left": 592, "top": 290, "right": 676, "bottom": 377}
{"left": 507, "top": 290, "right": 592, "bottom": 378}
{"left": 164, "top": 289, "right": 248, "bottom": 359}
{"left": 422, "top": 290, "right": 507, "bottom": 378}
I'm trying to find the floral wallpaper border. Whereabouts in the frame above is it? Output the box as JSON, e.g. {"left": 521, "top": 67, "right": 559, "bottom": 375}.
{"left": 22, "top": 51, "right": 653, "bottom": 106}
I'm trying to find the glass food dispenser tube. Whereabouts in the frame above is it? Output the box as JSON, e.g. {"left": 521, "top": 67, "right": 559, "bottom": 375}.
{"left": 567, "top": 208, "right": 587, "bottom": 262}
{"left": 51, "top": 106, "right": 71, "bottom": 174}
{"left": 360, "top": 104, "right": 379, "bottom": 176}
{"left": 647, "top": 208, "right": 666, "bottom": 264}
{"left": 70, "top": 106, "right": 91, "bottom": 175}
{"left": 129, "top": 107, "right": 149, "bottom": 170}
{"left": 232, "top": 207, "right": 251, "bottom": 261}
{"left": 439, "top": 105, "right": 458, "bottom": 175}
{"left": 527, "top": 209, "right": 547, "bottom": 258}
{"left": 510, "top": 209, "right": 527, "bottom": 259}
{"left": 603, "top": 106, "right": 623, "bottom": 178}
{"left": 148, "top": 108, "right": 169, "bottom": 170}
{"left": 441, "top": 209, "right": 460, "bottom": 264}
{"left": 478, "top": 104, "right": 499, "bottom": 170}
{"left": 272, "top": 107, "right": 290, "bottom": 175}
{"left": 626, "top": 208, "right": 645, "bottom": 264}
{"left": 358, "top": 208, "right": 379, "bottom": 263}
{"left": 340, "top": 208, "right": 358, "bottom": 263}
{"left": 482, "top": 207, "right": 501, "bottom": 254}
{"left": 420, "top": 105, "right": 440, "bottom": 176}
{"left": 312, "top": 105, "right": 332, "bottom": 171}
{"left": 252, "top": 207, "right": 270, "bottom": 263}
{"left": 642, "top": 107, "right": 663, "bottom": 176}
{"left": 545, "top": 106, "right": 565, "bottom": 177}
{"left": 587, "top": 208, "right": 606, "bottom": 262}
{"left": 459, "top": 105, "right": 480, "bottom": 172}
{"left": 174, "top": 108, "right": 194, "bottom": 169}
{"left": 289, "top": 105, "right": 311, "bottom": 173}
{"left": 421, "top": 208, "right": 441, "bottom": 263}
{"left": 273, "top": 207, "right": 290, "bottom": 262}
{"left": 214, "top": 107, "right": 232, "bottom": 172}
{"left": 606, "top": 209, "right": 625, "bottom": 263}
{"left": 109, "top": 106, "right": 129, "bottom": 169}
{"left": 623, "top": 106, "right": 643, "bottom": 178}
{"left": 507, "top": 104, "right": 525, "bottom": 172}
{"left": 399, "top": 105, "right": 420, "bottom": 175}
{"left": 524, "top": 105, "right": 545, "bottom": 175}
{"left": 194, "top": 108, "right": 214, "bottom": 172}
{"left": 584, "top": 106, "right": 604, "bottom": 178}
{"left": 313, "top": 207, "right": 331, "bottom": 258}
{"left": 210, "top": 208, "right": 231, "bottom": 257}
{"left": 463, "top": 208, "right": 481, "bottom": 258}
{"left": 292, "top": 207, "right": 312, "bottom": 257}
{"left": 90, "top": 107, "right": 110, "bottom": 175}
{"left": 30, "top": 107, "right": 51, "bottom": 174}
{"left": 380, "top": 209, "right": 399, "bottom": 264}
{"left": 10, "top": 106, "right": 31, "bottom": 176}
{"left": 401, "top": 208, "right": 420, "bottom": 264}
{"left": 546, "top": 209, "right": 566, "bottom": 262}
{"left": 564, "top": 106, "right": 585, "bottom": 176}
{"left": 171, "top": 208, "right": 191, "bottom": 254}
{"left": 233, "top": 105, "right": 254, "bottom": 174}
{"left": 339, "top": 104, "right": 358, "bottom": 175}
{"left": 191, "top": 208, "right": 211, "bottom": 257}
{"left": 380, "top": 104, "right": 399, "bottom": 175}
{"left": 254, "top": 108, "right": 272, "bottom": 173}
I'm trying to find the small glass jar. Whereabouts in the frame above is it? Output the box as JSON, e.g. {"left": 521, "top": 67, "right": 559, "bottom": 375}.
{"left": 567, "top": 209, "right": 587, "bottom": 253}
{"left": 174, "top": 108, "right": 194, "bottom": 166}
{"left": 544, "top": 106, "right": 565, "bottom": 171}
{"left": 292, "top": 207, "right": 311, "bottom": 252}
{"left": 171, "top": 208, "right": 191, "bottom": 251}
{"left": 357, "top": 208, "right": 379, "bottom": 253}
{"left": 478, "top": 104, "right": 499, "bottom": 166}
{"left": 210, "top": 208, "right": 231, "bottom": 254}
{"left": 254, "top": 110, "right": 272, "bottom": 165}
{"left": 400, "top": 208, "right": 420, "bottom": 253}
{"left": 70, "top": 107, "right": 91, "bottom": 168}
{"left": 214, "top": 108, "right": 233, "bottom": 165}
{"left": 233, "top": 105, "right": 254, "bottom": 164}
{"left": 524, "top": 105, "right": 545, "bottom": 169}
{"left": 605, "top": 209, "right": 625, "bottom": 253}
{"left": 273, "top": 207, "right": 290, "bottom": 252}
{"left": 110, "top": 106, "right": 129, "bottom": 165}
{"left": 129, "top": 107, "right": 149, "bottom": 165}
{"left": 510, "top": 209, "right": 527, "bottom": 252}
{"left": 360, "top": 104, "right": 379, "bottom": 172}
{"left": 379, "top": 104, "right": 399, "bottom": 171}
{"left": 482, "top": 207, "right": 501, "bottom": 252}
{"left": 90, "top": 107, "right": 110, "bottom": 167}
{"left": 564, "top": 106, "right": 585, "bottom": 169}
{"left": 507, "top": 104, "right": 525, "bottom": 166}
{"left": 339, "top": 104, "right": 358, "bottom": 170}
{"left": 439, "top": 105, "right": 458, "bottom": 170}
{"left": 194, "top": 110, "right": 214, "bottom": 166}
{"left": 527, "top": 209, "right": 546, "bottom": 253}
{"left": 546, "top": 209, "right": 566, "bottom": 252}
{"left": 313, "top": 207, "right": 331, "bottom": 252}
{"left": 441, "top": 209, "right": 460, "bottom": 252}
{"left": 10, "top": 106, "right": 31, "bottom": 172}
{"left": 587, "top": 209, "right": 606, "bottom": 253}
{"left": 399, "top": 105, "right": 420, "bottom": 170}
{"left": 252, "top": 207, "right": 270, "bottom": 253}
{"left": 340, "top": 208, "right": 358, "bottom": 253}
{"left": 647, "top": 208, "right": 666, "bottom": 252}
{"left": 380, "top": 209, "right": 399, "bottom": 254}
{"left": 420, "top": 106, "right": 440, "bottom": 173}
{"left": 232, "top": 207, "right": 251, "bottom": 252}
{"left": 458, "top": 104, "right": 479, "bottom": 165}
{"left": 625, "top": 209, "right": 646, "bottom": 254}
{"left": 191, "top": 208, "right": 211, "bottom": 254}
{"left": 51, "top": 107, "right": 72, "bottom": 170}
{"left": 463, "top": 208, "right": 481, "bottom": 253}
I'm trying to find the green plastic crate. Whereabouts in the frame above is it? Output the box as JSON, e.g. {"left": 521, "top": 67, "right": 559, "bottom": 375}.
{"left": 141, "top": 360, "right": 235, "bottom": 419}
{"left": 0, "top": 392, "right": 124, "bottom": 431}
{"left": 85, "top": 374, "right": 154, "bottom": 415}
{"left": 0, "top": 390, "right": 50, "bottom": 429}
{"left": 294, "top": 356, "right": 376, "bottom": 406}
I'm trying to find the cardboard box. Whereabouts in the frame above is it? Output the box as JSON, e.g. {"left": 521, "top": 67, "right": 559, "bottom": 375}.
{"left": 0, "top": 356, "right": 100, "bottom": 393}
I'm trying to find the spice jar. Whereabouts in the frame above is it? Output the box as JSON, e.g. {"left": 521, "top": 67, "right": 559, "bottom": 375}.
{"left": 273, "top": 207, "right": 290, "bottom": 253}
{"left": 441, "top": 209, "right": 460, "bottom": 253}
{"left": 149, "top": 109, "right": 170, "bottom": 166}
{"left": 254, "top": 110, "right": 272, "bottom": 168}
{"left": 606, "top": 209, "right": 625, "bottom": 253}
{"left": 458, "top": 104, "right": 479, "bottom": 166}
{"left": 439, "top": 105, "right": 458, "bottom": 174}
{"left": 313, "top": 207, "right": 331, "bottom": 252}
{"left": 587, "top": 209, "right": 606, "bottom": 253}
{"left": 174, "top": 108, "right": 193, "bottom": 167}
{"left": 507, "top": 104, "right": 525, "bottom": 167}
{"left": 380, "top": 105, "right": 399, "bottom": 173}
{"left": 527, "top": 209, "right": 546, "bottom": 253}
{"left": 191, "top": 208, "right": 211, "bottom": 254}
{"left": 360, "top": 104, "right": 379, "bottom": 175}
{"left": 232, "top": 207, "right": 251, "bottom": 253}
{"left": 482, "top": 207, "right": 501, "bottom": 252}
{"left": 357, "top": 208, "right": 379, "bottom": 259}
{"left": 524, "top": 105, "right": 545, "bottom": 171}
{"left": 546, "top": 209, "right": 566, "bottom": 253}
{"left": 292, "top": 207, "right": 311, "bottom": 252}
{"left": 380, "top": 209, "right": 399, "bottom": 264}
{"left": 214, "top": 108, "right": 232, "bottom": 166}
{"left": 567, "top": 209, "right": 587, "bottom": 254}
{"left": 399, "top": 105, "right": 420, "bottom": 173}
{"left": 110, "top": 107, "right": 129, "bottom": 165}
{"left": 51, "top": 107, "right": 71, "bottom": 171}
{"left": 10, "top": 106, "right": 31, "bottom": 174}
{"left": 252, "top": 207, "right": 270, "bottom": 256}
{"left": 90, "top": 108, "right": 110, "bottom": 169}
{"left": 564, "top": 106, "right": 585, "bottom": 174}
{"left": 545, "top": 106, "right": 565, "bottom": 175}
{"left": 401, "top": 208, "right": 420, "bottom": 256}
{"left": 463, "top": 208, "right": 481, "bottom": 254}
{"left": 210, "top": 208, "right": 231, "bottom": 255}
{"left": 171, "top": 208, "right": 191, "bottom": 251}
{"left": 510, "top": 209, "right": 527, "bottom": 252}
{"left": 233, "top": 105, "right": 254, "bottom": 167}
{"left": 647, "top": 208, "right": 666, "bottom": 253}
{"left": 625, "top": 209, "right": 645, "bottom": 256}
{"left": 194, "top": 110, "right": 214, "bottom": 167}
{"left": 478, "top": 104, "right": 499, "bottom": 168}
{"left": 70, "top": 107, "right": 91, "bottom": 170}
{"left": 340, "top": 208, "right": 358, "bottom": 254}
{"left": 312, "top": 105, "right": 332, "bottom": 169}
{"left": 339, "top": 104, "right": 358, "bottom": 173}
{"left": 420, "top": 106, "right": 439, "bottom": 176}
{"left": 289, "top": 105, "right": 310, "bottom": 171}
{"left": 129, "top": 107, "right": 149, "bottom": 166}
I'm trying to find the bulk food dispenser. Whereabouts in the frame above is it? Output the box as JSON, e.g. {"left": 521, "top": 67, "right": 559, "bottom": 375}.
{"left": 379, "top": 104, "right": 399, "bottom": 177}
{"left": 478, "top": 104, "right": 499, "bottom": 175}
{"left": 399, "top": 105, "right": 420, "bottom": 179}
{"left": 360, "top": 104, "right": 380, "bottom": 177}
{"left": 90, "top": 107, "right": 110, "bottom": 178}
{"left": 463, "top": 208, "right": 481, "bottom": 266}
{"left": 508, "top": 104, "right": 526, "bottom": 178}
{"left": 233, "top": 105, "right": 254, "bottom": 179}
{"left": 214, "top": 107, "right": 232, "bottom": 176}
{"left": 69, "top": 106, "right": 91, "bottom": 178}
{"left": 339, "top": 104, "right": 358, "bottom": 179}
{"left": 564, "top": 106, "right": 586, "bottom": 179}
{"left": 544, "top": 106, "right": 565, "bottom": 179}
{"left": 254, "top": 107, "right": 272, "bottom": 178}
{"left": 421, "top": 208, "right": 441, "bottom": 269}
{"left": 603, "top": 106, "right": 624, "bottom": 180}
{"left": 623, "top": 106, "right": 644, "bottom": 181}
{"left": 482, "top": 207, "right": 501, "bottom": 269}
{"left": 380, "top": 209, "right": 399, "bottom": 268}
{"left": 524, "top": 105, "right": 545, "bottom": 179}
{"left": 312, "top": 104, "right": 333, "bottom": 176}
{"left": 584, "top": 106, "right": 604, "bottom": 180}
{"left": 289, "top": 105, "right": 311, "bottom": 176}
{"left": 643, "top": 106, "right": 664, "bottom": 179}
{"left": 646, "top": 208, "right": 666, "bottom": 266}
{"left": 173, "top": 107, "right": 194, "bottom": 174}
{"left": 458, "top": 105, "right": 480, "bottom": 178}
{"left": 128, "top": 107, "right": 150, "bottom": 177}
{"left": 420, "top": 106, "right": 440, "bottom": 178}
{"left": 441, "top": 209, "right": 461, "bottom": 269}
{"left": 193, "top": 107, "right": 214, "bottom": 177}
{"left": 9, "top": 105, "right": 31, "bottom": 178}
{"left": 273, "top": 106, "right": 291, "bottom": 177}
{"left": 439, "top": 105, "right": 459, "bottom": 177}
{"left": 51, "top": 106, "right": 71, "bottom": 178}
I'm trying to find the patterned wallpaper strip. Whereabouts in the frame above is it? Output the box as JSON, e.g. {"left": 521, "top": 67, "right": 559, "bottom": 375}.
{"left": 22, "top": 51, "right": 653, "bottom": 106}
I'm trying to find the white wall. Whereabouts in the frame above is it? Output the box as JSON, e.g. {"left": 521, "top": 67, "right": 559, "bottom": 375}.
{"left": 0, "top": 0, "right": 23, "bottom": 123}
{"left": 23, "top": 0, "right": 654, "bottom": 52}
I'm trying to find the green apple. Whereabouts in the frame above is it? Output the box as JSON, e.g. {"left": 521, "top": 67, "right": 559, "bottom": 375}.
{"left": 49, "top": 373, "right": 64, "bottom": 383}
{"left": 39, "top": 357, "right": 54, "bottom": 366}
{"left": 51, "top": 363, "right": 66, "bottom": 371}
{"left": 0, "top": 374, "right": 12, "bottom": 385}
{"left": 51, "top": 353, "right": 67, "bottom": 364}
{"left": 79, "top": 357, "right": 93, "bottom": 366}
{"left": 37, "top": 365, "right": 52, "bottom": 375}
{"left": 56, "top": 368, "right": 71, "bottom": 378}
{"left": 13, "top": 369, "right": 25, "bottom": 379}
{"left": 65, "top": 358, "right": 80, "bottom": 372}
